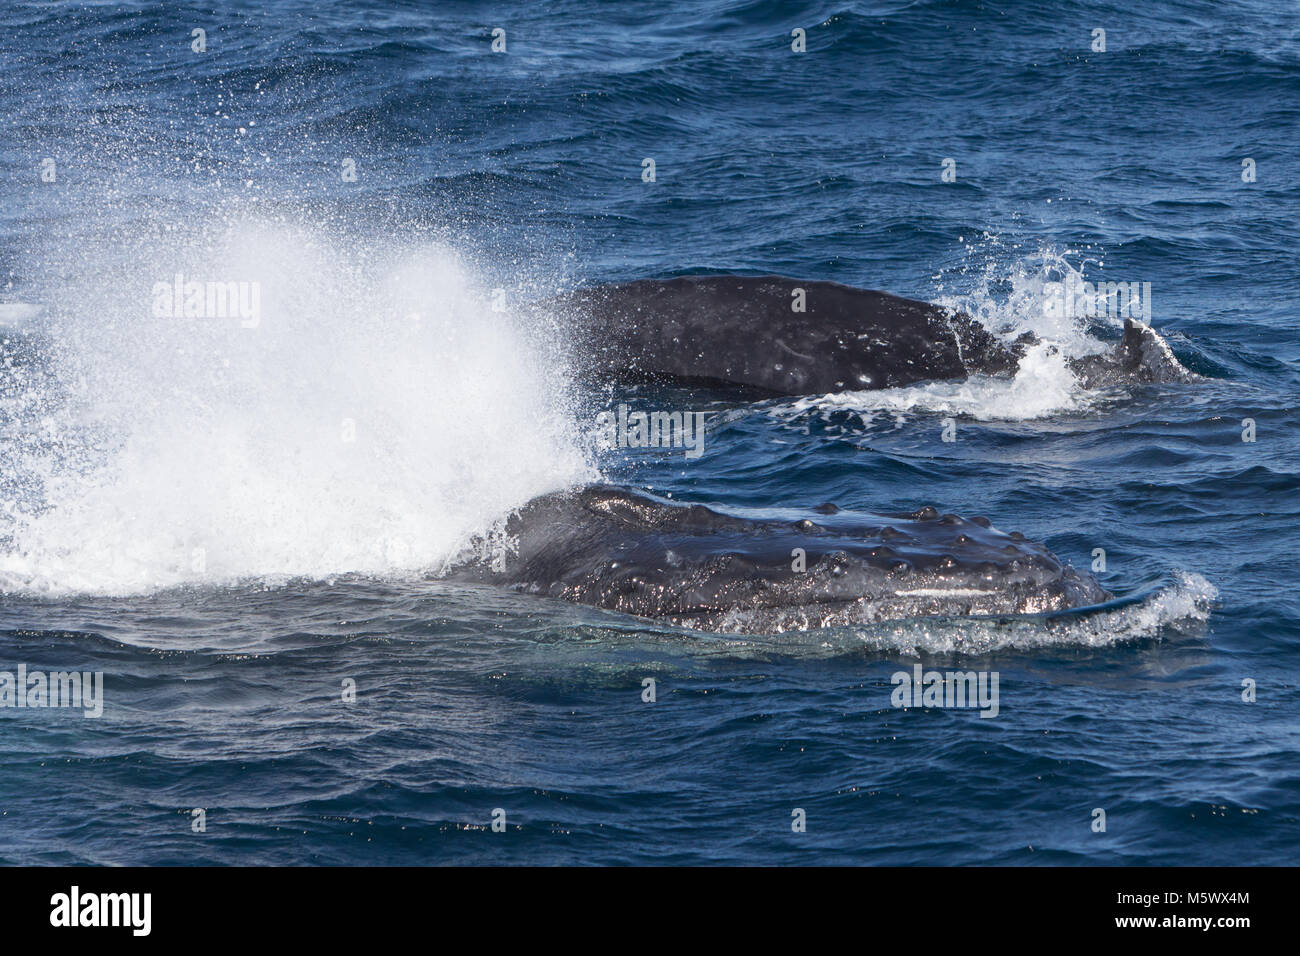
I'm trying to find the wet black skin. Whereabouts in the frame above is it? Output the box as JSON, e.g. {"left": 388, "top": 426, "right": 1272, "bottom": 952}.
{"left": 466, "top": 275, "right": 1196, "bottom": 632}
{"left": 551, "top": 274, "right": 1196, "bottom": 396}
{"left": 445, "top": 486, "right": 1112, "bottom": 632}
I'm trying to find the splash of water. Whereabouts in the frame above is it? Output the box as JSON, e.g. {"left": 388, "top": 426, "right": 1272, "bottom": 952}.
{"left": 784, "top": 242, "right": 1128, "bottom": 423}
{"left": 0, "top": 219, "right": 595, "bottom": 595}
{"left": 931, "top": 239, "right": 1118, "bottom": 356}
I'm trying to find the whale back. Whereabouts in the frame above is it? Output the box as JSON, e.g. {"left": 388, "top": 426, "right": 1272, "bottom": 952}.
{"left": 554, "top": 275, "right": 1022, "bottom": 395}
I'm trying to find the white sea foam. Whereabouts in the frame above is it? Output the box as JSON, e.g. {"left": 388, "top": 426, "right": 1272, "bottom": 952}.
{"left": 0, "top": 220, "right": 595, "bottom": 595}
{"left": 789, "top": 340, "right": 1083, "bottom": 422}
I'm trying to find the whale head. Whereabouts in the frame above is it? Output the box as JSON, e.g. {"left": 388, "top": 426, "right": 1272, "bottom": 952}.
{"left": 445, "top": 486, "right": 1112, "bottom": 633}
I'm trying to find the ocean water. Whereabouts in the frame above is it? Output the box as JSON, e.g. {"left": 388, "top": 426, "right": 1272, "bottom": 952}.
{"left": 0, "top": 0, "right": 1297, "bottom": 865}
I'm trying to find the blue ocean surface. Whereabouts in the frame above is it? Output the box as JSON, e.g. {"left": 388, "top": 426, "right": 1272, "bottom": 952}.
{"left": 0, "top": 0, "right": 1297, "bottom": 865}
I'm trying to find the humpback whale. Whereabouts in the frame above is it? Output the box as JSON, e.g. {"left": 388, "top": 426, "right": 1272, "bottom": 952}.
{"left": 447, "top": 486, "right": 1111, "bottom": 632}
{"left": 451, "top": 274, "right": 1197, "bottom": 632}
{"left": 553, "top": 274, "right": 1197, "bottom": 396}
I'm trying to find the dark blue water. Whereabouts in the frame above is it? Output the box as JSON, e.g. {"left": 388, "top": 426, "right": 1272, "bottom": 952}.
{"left": 0, "top": 0, "right": 1297, "bottom": 865}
